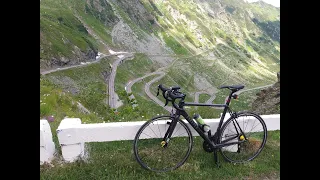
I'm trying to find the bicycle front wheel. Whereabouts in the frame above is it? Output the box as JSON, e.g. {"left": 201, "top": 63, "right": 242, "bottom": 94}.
{"left": 133, "top": 115, "right": 193, "bottom": 172}
{"left": 219, "top": 112, "right": 267, "bottom": 163}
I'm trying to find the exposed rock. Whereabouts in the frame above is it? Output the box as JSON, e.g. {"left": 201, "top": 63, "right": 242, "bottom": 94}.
{"left": 47, "top": 76, "right": 80, "bottom": 95}
{"left": 77, "top": 102, "right": 91, "bottom": 114}
{"left": 101, "top": 70, "right": 111, "bottom": 82}
{"left": 60, "top": 57, "right": 70, "bottom": 64}
{"left": 41, "top": 47, "right": 98, "bottom": 71}
{"left": 251, "top": 72, "right": 280, "bottom": 115}
{"left": 85, "top": 49, "right": 97, "bottom": 61}
{"left": 111, "top": 20, "right": 173, "bottom": 66}
{"left": 208, "top": 12, "right": 215, "bottom": 18}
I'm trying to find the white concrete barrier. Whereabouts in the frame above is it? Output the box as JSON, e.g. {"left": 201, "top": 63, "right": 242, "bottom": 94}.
{"left": 56, "top": 118, "right": 85, "bottom": 162}
{"left": 40, "top": 120, "right": 55, "bottom": 164}
{"left": 57, "top": 114, "right": 280, "bottom": 162}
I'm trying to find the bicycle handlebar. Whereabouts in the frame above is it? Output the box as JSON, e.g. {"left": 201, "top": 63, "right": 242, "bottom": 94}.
{"left": 157, "top": 84, "right": 186, "bottom": 109}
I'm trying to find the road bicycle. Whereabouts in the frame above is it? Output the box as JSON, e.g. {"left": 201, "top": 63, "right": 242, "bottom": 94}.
{"left": 133, "top": 84, "right": 267, "bottom": 172}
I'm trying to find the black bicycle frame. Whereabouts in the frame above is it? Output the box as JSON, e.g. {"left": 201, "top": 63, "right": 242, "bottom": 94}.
{"left": 164, "top": 91, "right": 245, "bottom": 150}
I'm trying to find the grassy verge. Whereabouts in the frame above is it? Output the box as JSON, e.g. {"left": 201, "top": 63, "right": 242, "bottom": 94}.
{"left": 45, "top": 57, "right": 113, "bottom": 122}
{"left": 40, "top": 76, "right": 101, "bottom": 151}
{"left": 40, "top": 130, "right": 280, "bottom": 179}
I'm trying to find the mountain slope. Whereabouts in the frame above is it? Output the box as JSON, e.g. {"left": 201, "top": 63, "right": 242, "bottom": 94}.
{"left": 40, "top": 0, "right": 280, "bottom": 121}
{"left": 251, "top": 72, "right": 280, "bottom": 114}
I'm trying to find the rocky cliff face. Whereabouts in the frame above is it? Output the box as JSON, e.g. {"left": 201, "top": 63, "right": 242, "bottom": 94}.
{"left": 40, "top": 0, "right": 280, "bottom": 73}
{"left": 251, "top": 72, "right": 280, "bottom": 115}
{"left": 41, "top": 48, "right": 97, "bottom": 70}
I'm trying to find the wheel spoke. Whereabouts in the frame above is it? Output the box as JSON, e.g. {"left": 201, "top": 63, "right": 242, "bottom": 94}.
{"left": 219, "top": 113, "right": 266, "bottom": 163}
{"left": 134, "top": 116, "right": 192, "bottom": 172}
{"left": 148, "top": 123, "right": 159, "bottom": 138}
{"left": 172, "top": 124, "right": 182, "bottom": 137}
{"left": 157, "top": 120, "right": 162, "bottom": 138}
{"left": 141, "top": 132, "right": 153, "bottom": 139}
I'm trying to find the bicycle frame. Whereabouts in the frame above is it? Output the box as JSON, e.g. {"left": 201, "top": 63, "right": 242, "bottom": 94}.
{"left": 163, "top": 91, "right": 246, "bottom": 150}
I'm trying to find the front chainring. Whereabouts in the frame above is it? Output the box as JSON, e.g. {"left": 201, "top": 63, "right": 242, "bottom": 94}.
{"left": 203, "top": 134, "right": 217, "bottom": 153}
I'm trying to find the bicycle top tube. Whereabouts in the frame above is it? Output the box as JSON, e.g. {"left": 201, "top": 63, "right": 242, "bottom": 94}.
{"left": 157, "top": 84, "right": 244, "bottom": 111}
{"left": 182, "top": 102, "right": 227, "bottom": 108}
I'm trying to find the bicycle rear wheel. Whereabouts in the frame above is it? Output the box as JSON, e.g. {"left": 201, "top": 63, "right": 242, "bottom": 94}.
{"left": 133, "top": 115, "right": 193, "bottom": 172}
{"left": 219, "top": 112, "right": 267, "bottom": 163}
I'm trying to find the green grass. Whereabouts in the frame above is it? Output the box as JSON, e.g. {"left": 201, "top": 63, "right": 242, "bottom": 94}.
{"left": 110, "top": 1, "right": 147, "bottom": 38}
{"left": 115, "top": 53, "right": 159, "bottom": 91}
{"left": 46, "top": 57, "right": 112, "bottom": 121}
{"left": 40, "top": 76, "right": 102, "bottom": 151}
{"left": 40, "top": 0, "right": 99, "bottom": 61}
{"left": 186, "top": 106, "right": 223, "bottom": 119}
{"left": 114, "top": 53, "right": 166, "bottom": 120}
{"left": 161, "top": 31, "right": 190, "bottom": 55}
{"left": 230, "top": 89, "right": 261, "bottom": 112}
{"left": 131, "top": 75, "right": 168, "bottom": 119}
{"left": 213, "top": 90, "right": 228, "bottom": 105}
{"left": 199, "top": 93, "right": 211, "bottom": 103}
{"left": 44, "top": 56, "right": 139, "bottom": 123}
{"left": 40, "top": 0, "right": 280, "bottom": 124}
{"left": 40, "top": 77, "right": 102, "bottom": 124}
{"left": 74, "top": 1, "right": 115, "bottom": 47}
{"left": 44, "top": 54, "right": 167, "bottom": 124}
{"left": 40, "top": 130, "right": 280, "bottom": 179}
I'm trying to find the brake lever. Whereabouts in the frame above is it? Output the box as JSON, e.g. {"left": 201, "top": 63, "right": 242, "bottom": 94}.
{"left": 156, "top": 87, "right": 159, "bottom": 96}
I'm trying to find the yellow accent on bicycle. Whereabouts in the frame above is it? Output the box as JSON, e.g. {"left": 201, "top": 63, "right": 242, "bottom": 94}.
{"left": 240, "top": 135, "right": 245, "bottom": 140}
{"left": 161, "top": 141, "right": 166, "bottom": 147}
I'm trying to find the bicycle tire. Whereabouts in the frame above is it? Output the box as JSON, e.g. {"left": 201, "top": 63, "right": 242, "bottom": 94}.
{"left": 218, "top": 111, "right": 267, "bottom": 163}
{"left": 133, "top": 115, "right": 193, "bottom": 172}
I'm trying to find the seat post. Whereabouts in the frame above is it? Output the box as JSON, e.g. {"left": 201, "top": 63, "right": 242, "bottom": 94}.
{"left": 225, "top": 90, "right": 234, "bottom": 106}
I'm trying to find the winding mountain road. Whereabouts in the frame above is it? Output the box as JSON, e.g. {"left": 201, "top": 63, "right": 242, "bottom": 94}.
{"left": 40, "top": 54, "right": 107, "bottom": 75}
{"left": 124, "top": 47, "right": 220, "bottom": 111}
{"left": 235, "top": 84, "right": 273, "bottom": 95}
{"left": 124, "top": 70, "right": 173, "bottom": 112}
{"left": 41, "top": 51, "right": 134, "bottom": 110}
{"left": 144, "top": 72, "right": 173, "bottom": 112}
{"left": 108, "top": 53, "right": 134, "bottom": 108}
{"left": 194, "top": 92, "right": 216, "bottom": 104}
{"left": 206, "top": 94, "right": 217, "bottom": 104}
{"left": 123, "top": 42, "right": 276, "bottom": 112}
{"left": 222, "top": 84, "right": 274, "bottom": 105}
{"left": 125, "top": 71, "right": 164, "bottom": 99}
{"left": 40, "top": 51, "right": 131, "bottom": 75}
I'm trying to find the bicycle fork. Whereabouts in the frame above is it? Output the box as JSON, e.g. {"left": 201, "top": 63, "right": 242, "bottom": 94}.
{"left": 161, "top": 116, "right": 179, "bottom": 148}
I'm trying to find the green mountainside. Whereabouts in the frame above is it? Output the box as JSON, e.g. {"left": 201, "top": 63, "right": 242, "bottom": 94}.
{"left": 40, "top": 0, "right": 280, "bottom": 122}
